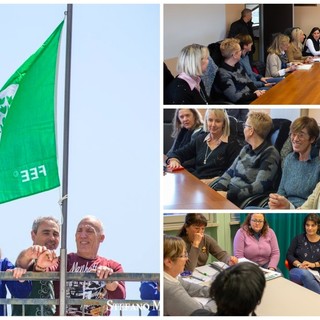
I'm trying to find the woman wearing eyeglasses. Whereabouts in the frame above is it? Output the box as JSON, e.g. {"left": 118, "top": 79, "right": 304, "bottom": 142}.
{"left": 269, "top": 116, "right": 320, "bottom": 209}
{"left": 163, "top": 235, "right": 217, "bottom": 316}
{"left": 177, "top": 213, "right": 237, "bottom": 272}
{"left": 211, "top": 111, "right": 281, "bottom": 207}
{"left": 233, "top": 213, "right": 280, "bottom": 272}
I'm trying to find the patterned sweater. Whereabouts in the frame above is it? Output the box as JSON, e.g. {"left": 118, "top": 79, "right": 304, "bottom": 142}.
{"left": 212, "top": 140, "right": 280, "bottom": 207}
{"left": 214, "top": 61, "right": 258, "bottom": 104}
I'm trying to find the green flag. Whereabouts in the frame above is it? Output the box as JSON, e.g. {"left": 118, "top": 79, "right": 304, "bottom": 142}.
{"left": 0, "top": 21, "right": 64, "bottom": 204}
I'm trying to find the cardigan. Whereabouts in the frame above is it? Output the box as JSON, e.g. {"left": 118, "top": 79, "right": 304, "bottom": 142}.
{"left": 233, "top": 228, "right": 280, "bottom": 269}
{"left": 287, "top": 233, "right": 320, "bottom": 269}
{"left": 265, "top": 53, "right": 287, "bottom": 77}
{"left": 167, "top": 134, "right": 241, "bottom": 180}
{"left": 165, "top": 77, "right": 211, "bottom": 104}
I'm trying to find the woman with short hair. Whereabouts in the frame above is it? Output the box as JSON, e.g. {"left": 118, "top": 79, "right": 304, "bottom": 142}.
{"left": 269, "top": 116, "right": 320, "bottom": 209}
{"left": 214, "top": 38, "right": 265, "bottom": 104}
{"left": 212, "top": 111, "right": 280, "bottom": 207}
{"left": 163, "top": 235, "right": 216, "bottom": 316}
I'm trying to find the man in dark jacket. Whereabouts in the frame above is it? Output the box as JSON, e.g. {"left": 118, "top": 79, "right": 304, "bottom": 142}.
{"left": 228, "top": 8, "right": 255, "bottom": 62}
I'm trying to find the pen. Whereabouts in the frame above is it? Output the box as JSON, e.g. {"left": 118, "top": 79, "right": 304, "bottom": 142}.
{"left": 196, "top": 270, "right": 208, "bottom": 276}
{"left": 190, "top": 275, "right": 205, "bottom": 282}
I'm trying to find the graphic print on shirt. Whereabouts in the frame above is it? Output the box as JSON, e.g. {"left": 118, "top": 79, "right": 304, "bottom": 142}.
{"left": 66, "top": 261, "right": 107, "bottom": 316}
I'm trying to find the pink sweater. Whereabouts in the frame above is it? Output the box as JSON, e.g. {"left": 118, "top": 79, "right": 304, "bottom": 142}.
{"left": 233, "top": 227, "right": 280, "bottom": 269}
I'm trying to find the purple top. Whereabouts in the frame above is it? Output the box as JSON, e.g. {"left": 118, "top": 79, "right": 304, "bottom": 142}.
{"left": 233, "top": 227, "right": 280, "bottom": 269}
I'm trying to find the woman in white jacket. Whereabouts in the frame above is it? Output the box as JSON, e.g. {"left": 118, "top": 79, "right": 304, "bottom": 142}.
{"left": 303, "top": 27, "right": 320, "bottom": 56}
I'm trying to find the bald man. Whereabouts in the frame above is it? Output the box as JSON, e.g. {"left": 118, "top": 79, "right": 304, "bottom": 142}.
{"left": 36, "top": 216, "right": 126, "bottom": 316}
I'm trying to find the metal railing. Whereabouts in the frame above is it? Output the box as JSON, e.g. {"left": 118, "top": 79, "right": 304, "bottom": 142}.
{"left": 0, "top": 271, "right": 160, "bottom": 316}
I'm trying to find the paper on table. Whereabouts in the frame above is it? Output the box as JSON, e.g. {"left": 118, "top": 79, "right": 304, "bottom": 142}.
{"left": 237, "top": 257, "right": 281, "bottom": 281}
{"left": 296, "top": 64, "right": 313, "bottom": 70}
{"left": 308, "top": 269, "right": 320, "bottom": 282}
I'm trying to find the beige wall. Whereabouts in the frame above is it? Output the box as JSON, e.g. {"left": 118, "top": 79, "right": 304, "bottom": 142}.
{"left": 163, "top": 4, "right": 226, "bottom": 59}
{"left": 163, "top": 4, "right": 247, "bottom": 60}
{"left": 294, "top": 5, "right": 320, "bottom": 36}
{"left": 225, "top": 4, "right": 245, "bottom": 34}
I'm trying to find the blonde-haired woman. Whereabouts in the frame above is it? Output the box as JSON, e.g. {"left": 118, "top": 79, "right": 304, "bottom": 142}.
{"left": 165, "top": 44, "right": 211, "bottom": 104}
{"left": 265, "top": 34, "right": 296, "bottom": 77}
{"left": 166, "top": 109, "right": 241, "bottom": 185}
{"left": 287, "top": 28, "right": 313, "bottom": 63}
{"left": 163, "top": 235, "right": 216, "bottom": 316}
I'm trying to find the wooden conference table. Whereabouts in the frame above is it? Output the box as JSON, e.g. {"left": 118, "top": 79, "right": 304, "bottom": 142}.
{"left": 163, "top": 168, "right": 239, "bottom": 210}
{"left": 251, "top": 62, "right": 320, "bottom": 104}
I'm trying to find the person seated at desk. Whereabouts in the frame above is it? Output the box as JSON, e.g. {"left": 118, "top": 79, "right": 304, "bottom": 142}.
{"left": 265, "top": 34, "right": 297, "bottom": 77}
{"left": 214, "top": 38, "right": 265, "bottom": 104}
{"left": 166, "top": 109, "right": 241, "bottom": 185}
{"left": 287, "top": 28, "right": 314, "bottom": 63}
{"left": 268, "top": 116, "right": 320, "bottom": 209}
{"left": 303, "top": 27, "right": 320, "bottom": 56}
{"left": 235, "top": 33, "right": 283, "bottom": 90}
{"left": 191, "top": 262, "right": 266, "bottom": 316}
{"left": 164, "top": 44, "right": 212, "bottom": 104}
{"left": 286, "top": 213, "right": 320, "bottom": 294}
{"left": 163, "top": 235, "right": 216, "bottom": 316}
{"left": 233, "top": 213, "right": 280, "bottom": 272}
{"left": 211, "top": 111, "right": 280, "bottom": 207}
{"left": 167, "top": 108, "right": 203, "bottom": 170}
{"left": 177, "top": 213, "right": 237, "bottom": 272}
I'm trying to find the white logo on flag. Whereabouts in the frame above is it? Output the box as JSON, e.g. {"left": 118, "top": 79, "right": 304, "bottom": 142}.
{"left": 0, "top": 84, "right": 19, "bottom": 141}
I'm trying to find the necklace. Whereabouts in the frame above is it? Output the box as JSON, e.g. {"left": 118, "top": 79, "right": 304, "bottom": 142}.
{"left": 199, "top": 87, "right": 208, "bottom": 105}
{"left": 203, "top": 145, "right": 213, "bottom": 164}
{"left": 203, "top": 138, "right": 221, "bottom": 164}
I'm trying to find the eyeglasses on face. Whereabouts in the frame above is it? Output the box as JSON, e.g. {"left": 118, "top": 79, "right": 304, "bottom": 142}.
{"left": 178, "top": 252, "right": 189, "bottom": 258}
{"left": 289, "top": 131, "right": 309, "bottom": 140}
{"left": 242, "top": 123, "right": 252, "bottom": 129}
{"left": 251, "top": 219, "right": 264, "bottom": 224}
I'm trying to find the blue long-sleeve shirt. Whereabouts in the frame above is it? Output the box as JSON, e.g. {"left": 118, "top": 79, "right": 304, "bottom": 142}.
{"left": 0, "top": 258, "right": 32, "bottom": 316}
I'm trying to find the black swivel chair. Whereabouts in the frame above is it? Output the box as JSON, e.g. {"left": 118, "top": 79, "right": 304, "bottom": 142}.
{"left": 163, "top": 109, "right": 175, "bottom": 154}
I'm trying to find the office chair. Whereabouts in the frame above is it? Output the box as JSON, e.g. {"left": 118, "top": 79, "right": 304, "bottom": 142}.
{"left": 163, "top": 109, "right": 175, "bottom": 154}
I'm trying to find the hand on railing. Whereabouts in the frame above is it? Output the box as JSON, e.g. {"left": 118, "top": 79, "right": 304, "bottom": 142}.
{"left": 6, "top": 267, "right": 27, "bottom": 282}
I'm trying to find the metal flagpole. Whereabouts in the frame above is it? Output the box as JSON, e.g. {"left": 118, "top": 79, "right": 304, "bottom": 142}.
{"left": 60, "top": 3, "right": 73, "bottom": 316}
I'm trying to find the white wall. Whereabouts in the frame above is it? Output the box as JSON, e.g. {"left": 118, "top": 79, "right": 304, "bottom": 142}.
{"left": 270, "top": 108, "right": 301, "bottom": 121}
{"left": 164, "top": 4, "right": 226, "bottom": 59}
